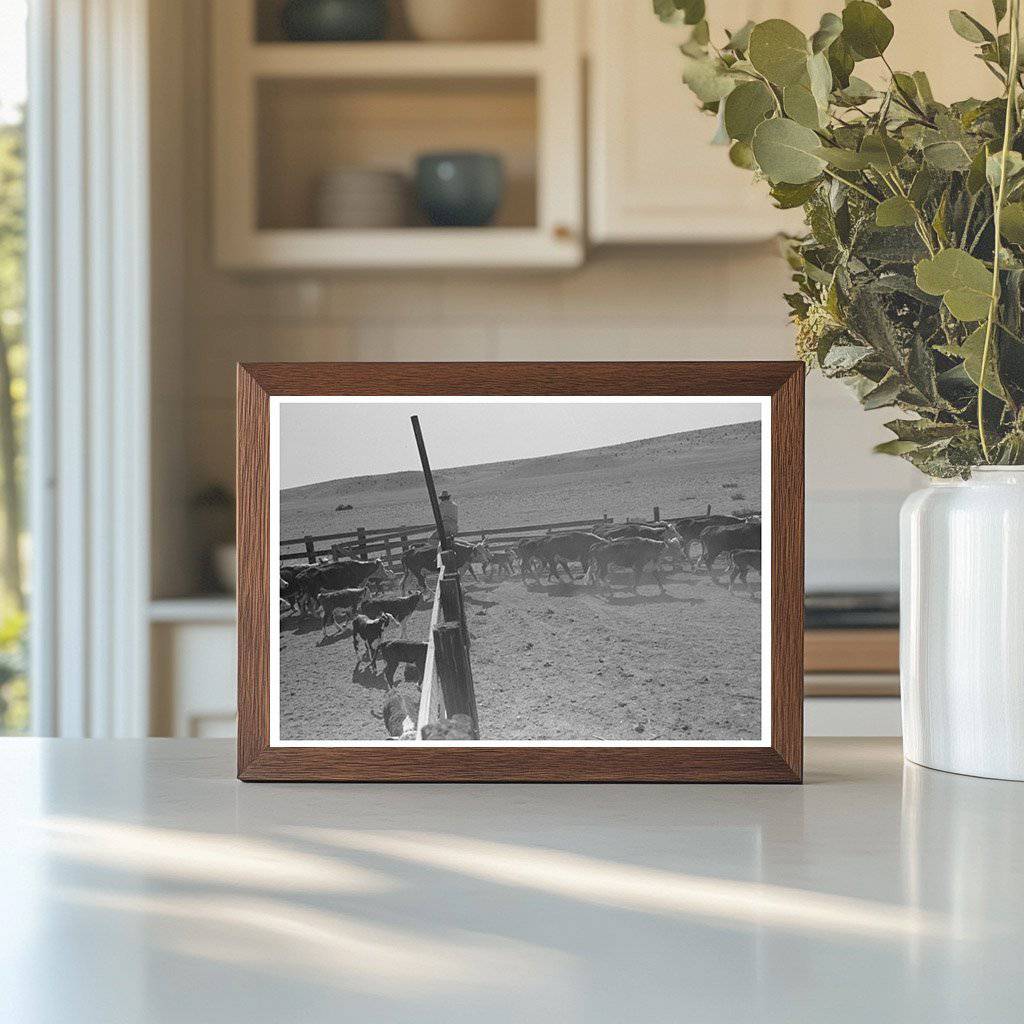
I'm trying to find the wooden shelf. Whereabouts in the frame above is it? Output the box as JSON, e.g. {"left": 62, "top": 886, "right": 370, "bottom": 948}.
{"left": 249, "top": 42, "right": 544, "bottom": 79}
{"left": 804, "top": 629, "right": 900, "bottom": 675}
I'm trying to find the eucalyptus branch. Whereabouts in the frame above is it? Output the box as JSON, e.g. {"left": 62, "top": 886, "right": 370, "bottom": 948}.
{"left": 979, "top": 0, "right": 1021, "bottom": 462}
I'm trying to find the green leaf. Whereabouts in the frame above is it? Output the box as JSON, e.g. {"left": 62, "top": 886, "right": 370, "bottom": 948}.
{"left": 909, "top": 165, "right": 936, "bottom": 205}
{"left": 885, "top": 419, "right": 963, "bottom": 443}
{"left": 923, "top": 141, "right": 973, "bottom": 171}
{"left": 836, "top": 75, "right": 877, "bottom": 104}
{"left": 770, "top": 179, "right": 820, "bottom": 209}
{"left": 862, "top": 375, "right": 902, "bottom": 409}
{"left": 681, "top": 55, "right": 737, "bottom": 103}
{"left": 654, "top": 0, "right": 705, "bottom": 25}
{"left": 874, "top": 439, "right": 921, "bottom": 455}
{"left": 783, "top": 83, "right": 822, "bottom": 129}
{"left": 807, "top": 51, "right": 833, "bottom": 110}
{"left": 748, "top": 19, "right": 810, "bottom": 87}
{"left": 827, "top": 35, "right": 855, "bottom": 89}
{"left": 986, "top": 150, "right": 1024, "bottom": 190}
{"left": 948, "top": 10, "right": 993, "bottom": 44}
{"left": 723, "top": 81, "right": 775, "bottom": 143}
{"left": 728, "top": 140, "right": 758, "bottom": 169}
{"left": 993, "top": 0, "right": 1008, "bottom": 24}
{"left": 958, "top": 324, "right": 1007, "bottom": 398}
{"left": 1000, "top": 202, "right": 1024, "bottom": 242}
{"left": 810, "top": 12, "right": 843, "bottom": 54}
{"left": 967, "top": 143, "right": 993, "bottom": 193}
{"left": 752, "top": 117, "right": 827, "bottom": 184}
{"left": 860, "top": 133, "right": 905, "bottom": 172}
{"left": 815, "top": 145, "right": 872, "bottom": 170}
{"left": 912, "top": 71, "right": 935, "bottom": 105}
{"left": 724, "top": 20, "right": 755, "bottom": 53}
{"left": 875, "top": 196, "right": 918, "bottom": 228}
{"left": 915, "top": 249, "right": 994, "bottom": 321}
{"left": 842, "top": 1, "right": 894, "bottom": 60}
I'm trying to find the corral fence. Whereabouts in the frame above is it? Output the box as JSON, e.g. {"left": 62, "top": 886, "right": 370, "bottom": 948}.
{"left": 279, "top": 503, "right": 741, "bottom": 568}
{"left": 415, "top": 548, "right": 478, "bottom": 740}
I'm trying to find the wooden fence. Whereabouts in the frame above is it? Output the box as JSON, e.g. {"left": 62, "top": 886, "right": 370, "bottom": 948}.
{"left": 415, "top": 548, "right": 478, "bottom": 739}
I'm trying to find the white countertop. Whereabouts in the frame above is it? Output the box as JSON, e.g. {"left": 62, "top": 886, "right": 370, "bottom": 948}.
{"left": 2, "top": 738, "right": 1021, "bottom": 1023}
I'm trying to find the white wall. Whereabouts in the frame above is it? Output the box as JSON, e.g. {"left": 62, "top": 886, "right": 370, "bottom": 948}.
{"left": 152, "top": 0, "right": 920, "bottom": 598}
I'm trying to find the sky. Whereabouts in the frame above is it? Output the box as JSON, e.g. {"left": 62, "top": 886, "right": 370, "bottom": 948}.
{"left": 278, "top": 398, "right": 762, "bottom": 490}
{"left": 0, "top": 2, "right": 26, "bottom": 124}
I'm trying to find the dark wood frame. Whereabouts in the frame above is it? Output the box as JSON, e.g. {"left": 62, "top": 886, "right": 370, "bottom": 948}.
{"left": 237, "top": 362, "right": 804, "bottom": 782}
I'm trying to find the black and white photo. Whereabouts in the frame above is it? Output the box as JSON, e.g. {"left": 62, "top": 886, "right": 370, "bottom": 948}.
{"left": 270, "top": 396, "right": 770, "bottom": 746}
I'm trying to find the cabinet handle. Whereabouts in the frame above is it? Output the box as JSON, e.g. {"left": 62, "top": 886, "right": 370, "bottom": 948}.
{"left": 552, "top": 224, "right": 574, "bottom": 241}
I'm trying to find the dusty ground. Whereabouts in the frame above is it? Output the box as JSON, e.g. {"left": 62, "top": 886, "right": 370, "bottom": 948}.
{"left": 278, "top": 420, "right": 764, "bottom": 741}
{"left": 278, "top": 563, "right": 761, "bottom": 742}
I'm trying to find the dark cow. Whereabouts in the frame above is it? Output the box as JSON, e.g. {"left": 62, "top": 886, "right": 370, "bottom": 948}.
{"left": 727, "top": 549, "right": 761, "bottom": 592}
{"left": 516, "top": 537, "right": 547, "bottom": 582}
{"left": 377, "top": 640, "right": 429, "bottom": 688}
{"left": 586, "top": 537, "right": 671, "bottom": 590}
{"left": 359, "top": 591, "right": 421, "bottom": 638}
{"left": 602, "top": 523, "right": 684, "bottom": 566}
{"left": 672, "top": 515, "right": 744, "bottom": 566}
{"left": 537, "top": 531, "right": 606, "bottom": 581}
{"left": 699, "top": 522, "right": 761, "bottom": 578}
{"left": 401, "top": 541, "right": 485, "bottom": 591}
{"left": 380, "top": 686, "right": 418, "bottom": 739}
{"left": 351, "top": 611, "right": 399, "bottom": 663}
{"left": 296, "top": 558, "right": 384, "bottom": 612}
{"left": 280, "top": 566, "right": 302, "bottom": 614}
{"left": 317, "top": 586, "right": 368, "bottom": 638}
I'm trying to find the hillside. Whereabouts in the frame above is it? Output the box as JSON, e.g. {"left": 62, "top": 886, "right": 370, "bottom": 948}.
{"left": 280, "top": 419, "right": 761, "bottom": 542}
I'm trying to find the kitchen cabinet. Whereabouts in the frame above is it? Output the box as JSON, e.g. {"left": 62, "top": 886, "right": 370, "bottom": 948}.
{"left": 212, "top": 0, "right": 583, "bottom": 269}
{"left": 587, "top": 0, "right": 999, "bottom": 244}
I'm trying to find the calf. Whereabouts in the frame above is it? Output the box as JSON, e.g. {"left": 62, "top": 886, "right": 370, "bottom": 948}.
{"left": 377, "top": 640, "right": 429, "bottom": 688}
{"left": 351, "top": 612, "right": 399, "bottom": 663}
{"left": 317, "top": 586, "right": 368, "bottom": 638}
{"left": 297, "top": 558, "right": 384, "bottom": 614}
{"left": 421, "top": 714, "right": 476, "bottom": 740}
{"left": 727, "top": 549, "right": 761, "bottom": 592}
{"left": 517, "top": 537, "right": 546, "bottom": 583}
{"left": 699, "top": 522, "right": 761, "bottom": 579}
{"left": 366, "top": 564, "right": 397, "bottom": 595}
{"left": 538, "top": 531, "right": 606, "bottom": 581}
{"left": 380, "top": 686, "right": 418, "bottom": 740}
{"left": 482, "top": 544, "right": 517, "bottom": 578}
{"left": 586, "top": 537, "right": 670, "bottom": 591}
{"left": 359, "top": 591, "right": 421, "bottom": 638}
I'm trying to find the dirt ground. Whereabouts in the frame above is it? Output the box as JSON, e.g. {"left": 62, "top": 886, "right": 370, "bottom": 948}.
{"left": 278, "top": 561, "right": 762, "bottom": 742}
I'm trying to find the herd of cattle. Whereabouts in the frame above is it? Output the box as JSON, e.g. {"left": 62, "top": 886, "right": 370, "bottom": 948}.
{"left": 279, "top": 510, "right": 760, "bottom": 738}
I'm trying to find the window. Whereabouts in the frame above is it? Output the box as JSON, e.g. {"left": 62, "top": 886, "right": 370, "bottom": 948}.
{"left": 0, "top": 0, "right": 28, "bottom": 734}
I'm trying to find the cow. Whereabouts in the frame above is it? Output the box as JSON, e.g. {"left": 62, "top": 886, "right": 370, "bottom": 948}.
{"left": 699, "top": 522, "right": 761, "bottom": 579}
{"left": 351, "top": 611, "right": 399, "bottom": 663}
{"left": 421, "top": 714, "right": 477, "bottom": 740}
{"left": 480, "top": 543, "right": 517, "bottom": 578}
{"left": 727, "top": 549, "right": 761, "bottom": 592}
{"left": 672, "top": 515, "right": 744, "bottom": 566}
{"left": 516, "top": 537, "right": 547, "bottom": 583}
{"left": 359, "top": 591, "right": 421, "bottom": 638}
{"left": 602, "top": 523, "right": 684, "bottom": 567}
{"left": 317, "top": 586, "right": 369, "bottom": 638}
{"left": 280, "top": 566, "right": 302, "bottom": 614}
{"left": 586, "top": 537, "right": 671, "bottom": 591}
{"left": 377, "top": 640, "right": 429, "bottom": 689}
{"left": 295, "top": 558, "right": 384, "bottom": 613}
{"left": 537, "top": 531, "right": 606, "bottom": 581}
{"left": 380, "top": 686, "right": 419, "bottom": 740}
{"left": 401, "top": 541, "right": 485, "bottom": 591}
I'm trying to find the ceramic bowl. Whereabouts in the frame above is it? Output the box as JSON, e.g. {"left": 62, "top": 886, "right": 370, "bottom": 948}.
{"left": 415, "top": 152, "right": 505, "bottom": 227}
{"left": 281, "top": 0, "right": 388, "bottom": 42}
{"left": 403, "top": 0, "right": 534, "bottom": 42}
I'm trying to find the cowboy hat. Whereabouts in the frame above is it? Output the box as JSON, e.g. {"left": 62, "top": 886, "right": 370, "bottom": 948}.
{"left": 439, "top": 490, "right": 451, "bottom": 500}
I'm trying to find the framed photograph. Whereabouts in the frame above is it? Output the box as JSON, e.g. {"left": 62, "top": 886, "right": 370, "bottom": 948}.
{"left": 237, "top": 362, "right": 804, "bottom": 782}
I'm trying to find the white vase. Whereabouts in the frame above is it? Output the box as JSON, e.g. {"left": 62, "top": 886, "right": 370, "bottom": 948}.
{"left": 900, "top": 467, "right": 1024, "bottom": 780}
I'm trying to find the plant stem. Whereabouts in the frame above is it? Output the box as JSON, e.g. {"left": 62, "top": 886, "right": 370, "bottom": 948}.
{"left": 979, "top": 0, "right": 1021, "bottom": 463}
{"left": 821, "top": 167, "right": 879, "bottom": 203}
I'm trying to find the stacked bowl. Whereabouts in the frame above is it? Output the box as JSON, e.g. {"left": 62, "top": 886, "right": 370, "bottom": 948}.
{"left": 314, "top": 167, "right": 409, "bottom": 229}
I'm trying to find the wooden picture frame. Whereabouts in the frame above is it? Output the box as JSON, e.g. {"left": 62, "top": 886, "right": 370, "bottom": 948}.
{"left": 238, "top": 362, "right": 804, "bottom": 782}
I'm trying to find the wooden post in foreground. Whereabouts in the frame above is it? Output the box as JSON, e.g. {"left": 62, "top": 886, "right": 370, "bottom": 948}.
{"left": 356, "top": 526, "right": 367, "bottom": 560}
{"left": 653, "top": 505, "right": 660, "bottom": 523}
{"left": 433, "top": 622, "right": 479, "bottom": 737}
{"left": 411, "top": 415, "right": 448, "bottom": 551}
{"left": 304, "top": 535, "right": 315, "bottom": 564}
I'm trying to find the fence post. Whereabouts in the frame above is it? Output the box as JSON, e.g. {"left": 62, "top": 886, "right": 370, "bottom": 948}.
{"left": 357, "top": 527, "right": 367, "bottom": 560}
{"left": 400, "top": 532, "right": 409, "bottom": 554}
{"left": 383, "top": 535, "right": 393, "bottom": 569}
{"left": 304, "top": 535, "right": 315, "bottom": 564}
{"left": 653, "top": 505, "right": 660, "bottom": 523}
{"left": 433, "top": 622, "right": 479, "bottom": 737}
{"left": 707, "top": 503, "right": 712, "bottom": 516}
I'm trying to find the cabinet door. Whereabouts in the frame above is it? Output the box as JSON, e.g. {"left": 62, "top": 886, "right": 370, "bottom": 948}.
{"left": 589, "top": 1, "right": 815, "bottom": 243}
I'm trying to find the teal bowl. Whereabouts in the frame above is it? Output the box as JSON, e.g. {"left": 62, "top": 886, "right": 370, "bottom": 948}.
{"left": 415, "top": 152, "right": 505, "bottom": 228}
{"left": 281, "top": 0, "right": 388, "bottom": 42}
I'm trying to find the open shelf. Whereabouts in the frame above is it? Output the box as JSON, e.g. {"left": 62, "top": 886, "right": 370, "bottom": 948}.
{"left": 212, "top": 0, "right": 582, "bottom": 268}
